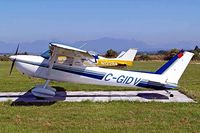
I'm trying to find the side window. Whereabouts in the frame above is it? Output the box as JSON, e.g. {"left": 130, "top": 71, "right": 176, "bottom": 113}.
{"left": 57, "top": 56, "right": 67, "bottom": 64}
{"left": 56, "top": 56, "right": 84, "bottom": 67}
{"left": 56, "top": 56, "right": 74, "bottom": 66}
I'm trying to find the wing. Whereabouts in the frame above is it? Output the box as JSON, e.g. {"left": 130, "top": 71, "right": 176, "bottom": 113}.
{"left": 49, "top": 43, "right": 96, "bottom": 67}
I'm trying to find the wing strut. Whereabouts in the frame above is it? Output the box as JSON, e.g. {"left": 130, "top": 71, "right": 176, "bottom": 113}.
{"left": 31, "top": 47, "right": 58, "bottom": 98}
{"left": 42, "top": 46, "right": 58, "bottom": 89}
{"left": 47, "top": 46, "right": 58, "bottom": 76}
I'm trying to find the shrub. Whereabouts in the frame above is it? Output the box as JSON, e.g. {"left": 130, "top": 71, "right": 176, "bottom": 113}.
{"left": 105, "top": 49, "right": 118, "bottom": 58}
{"left": 138, "top": 54, "right": 150, "bottom": 61}
{"left": 164, "top": 48, "right": 179, "bottom": 60}
{"left": 0, "top": 55, "right": 10, "bottom": 61}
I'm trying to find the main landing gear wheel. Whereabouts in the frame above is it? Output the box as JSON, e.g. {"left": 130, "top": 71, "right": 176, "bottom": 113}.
{"left": 165, "top": 90, "right": 174, "bottom": 97}
{"left": 169, "top": 94, "right": 174, "bottom": 97}
{"left": 31, "top": 80, "right": 56, "bottom": 98}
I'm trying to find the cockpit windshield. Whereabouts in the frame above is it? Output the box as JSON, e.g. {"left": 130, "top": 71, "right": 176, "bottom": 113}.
{"left": 41, "top": 50, "right": 51, "bottom": 59}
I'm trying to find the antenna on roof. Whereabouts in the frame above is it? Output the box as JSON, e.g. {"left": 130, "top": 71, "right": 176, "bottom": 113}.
{"left": 79, "top": 43, "right": 87, "bottom": 49}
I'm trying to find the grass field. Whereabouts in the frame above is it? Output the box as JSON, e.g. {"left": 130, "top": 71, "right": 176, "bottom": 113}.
{"left": 0, "top": 61, "right": 199, "bottom": 133}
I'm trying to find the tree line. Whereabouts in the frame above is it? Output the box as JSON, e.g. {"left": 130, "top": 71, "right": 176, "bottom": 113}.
{"left": 105, "top": 45, "right": 200, "bottom": 61}
{"left": 0, "top": 46, "right": 200, "bottom": 61}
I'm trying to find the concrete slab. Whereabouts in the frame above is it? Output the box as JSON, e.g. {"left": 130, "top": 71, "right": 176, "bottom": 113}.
{"left": 0, "top": 90, "right": 195, "bottom": 103}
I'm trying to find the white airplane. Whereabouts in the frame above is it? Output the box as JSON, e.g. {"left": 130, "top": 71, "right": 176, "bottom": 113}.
{"left": 9, "top": 43, "right": 194, "bottom": 98}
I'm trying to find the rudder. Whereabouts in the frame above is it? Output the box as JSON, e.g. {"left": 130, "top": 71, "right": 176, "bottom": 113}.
{"left": 156, "top": 50, "right": 194, "bottom": 85}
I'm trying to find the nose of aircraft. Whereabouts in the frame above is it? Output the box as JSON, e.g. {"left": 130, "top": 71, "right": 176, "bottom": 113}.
{"left": 9, "top": 55, "right": 17, "bottom": 61}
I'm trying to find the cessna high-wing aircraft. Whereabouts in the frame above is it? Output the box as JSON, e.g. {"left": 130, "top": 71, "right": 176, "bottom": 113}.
{"left": 91, "top": 48, "right": 137, "bottom": 67}
{"left": 9, "top": 43, "right": 194, "bottom": 98}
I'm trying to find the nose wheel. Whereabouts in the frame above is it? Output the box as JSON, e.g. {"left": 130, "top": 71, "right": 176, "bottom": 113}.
{"left": 31, "top": 80, "right": 56, "bottom": 98}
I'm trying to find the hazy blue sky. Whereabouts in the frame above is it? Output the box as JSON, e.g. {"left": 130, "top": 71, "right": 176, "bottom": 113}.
{"left": 0, "top": 0, "right": 200, "bottom": 44}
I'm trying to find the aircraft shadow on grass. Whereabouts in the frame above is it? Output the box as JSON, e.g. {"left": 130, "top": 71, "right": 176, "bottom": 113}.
{"left": 5, "top": 88, "right": 169, "bottom": 106}
{"left": 11, "top": 86, "right": 67, "bottom": 106}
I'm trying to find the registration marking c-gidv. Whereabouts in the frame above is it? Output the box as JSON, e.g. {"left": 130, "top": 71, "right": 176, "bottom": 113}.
{"left": 104, "top": 73, "right": 142, "bottom": 86}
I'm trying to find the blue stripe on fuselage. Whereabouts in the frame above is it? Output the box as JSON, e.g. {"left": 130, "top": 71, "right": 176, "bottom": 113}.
{"left": 52, "top": 65, "right": 105, "bottom": 80}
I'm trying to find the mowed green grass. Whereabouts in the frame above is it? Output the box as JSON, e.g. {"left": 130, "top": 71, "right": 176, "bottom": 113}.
{"left": 0, "top": 61, "right": 200, "bottom": 133}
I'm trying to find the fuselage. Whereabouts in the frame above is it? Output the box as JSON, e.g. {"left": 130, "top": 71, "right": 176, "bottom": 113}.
{"left": 10, "top": 55, "right": 176, "bottom": 90}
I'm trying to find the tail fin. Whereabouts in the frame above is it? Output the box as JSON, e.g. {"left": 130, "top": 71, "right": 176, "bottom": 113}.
{"left": 156, "top": 50, "right": 194, "bottom": 84}
{"left": 117, "top": 49, "right": 137, "bottom": 61}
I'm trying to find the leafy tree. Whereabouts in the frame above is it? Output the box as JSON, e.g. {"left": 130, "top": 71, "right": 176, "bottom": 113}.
{"left": 105, "top": 49, "right": 118, "bottom": 58}
{"left": 0, "top": 55, "right": 9, "bottom": 61}
{"left": 164, "top": 48, "right": 179, "bottom": 60}
{"left": 194, "top": 45, "right": 200, "bottom": 52}
{"left": 192, "top": 51, "right": 200, "bottom": 60}
{"left": 191, "top": 45, "right": 200, "bottom": 60}
{"left": 157, "top": 50, "right": 167, "bottom": 55}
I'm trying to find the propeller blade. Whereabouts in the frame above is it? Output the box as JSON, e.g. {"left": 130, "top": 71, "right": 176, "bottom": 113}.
{"left": 9, "top": 44, "right": 19, "bottom": 75}
{"left": 15, "top": 44, "right": 19, "bottom": 55}
{"left": 9, "top": 59, "right": 16, "bottom": 75}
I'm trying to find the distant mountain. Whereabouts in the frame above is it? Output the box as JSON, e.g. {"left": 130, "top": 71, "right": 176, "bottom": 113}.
{"left": 158, "top": 41, "right": 197, "bottom": 50}
{"left": 0, "top": 40, "right": 60, "bottom": 54}
{"left": 72, "top": 37, "right": 198, "bottom": 53}
{"left": 71, "top": 37, "right": 153, "bottom": 53}
{"left": 0, "top": 37, "right": 198, "bottom": 54}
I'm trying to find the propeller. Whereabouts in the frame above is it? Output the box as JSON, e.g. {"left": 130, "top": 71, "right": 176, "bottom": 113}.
{"left": 9, "top": 44, "right": 19, "bottom": 75}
